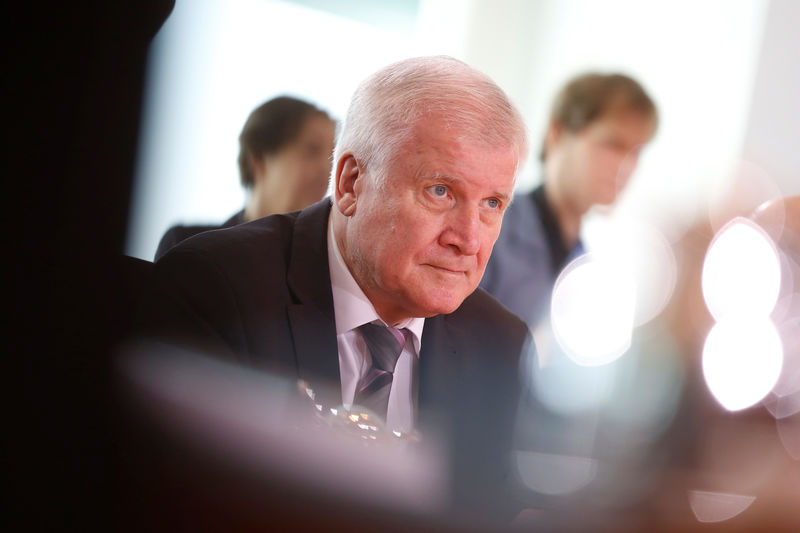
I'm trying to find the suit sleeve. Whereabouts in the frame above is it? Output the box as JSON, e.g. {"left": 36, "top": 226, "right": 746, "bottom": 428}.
{"left": 139, "top": 245, "right": 248, "bottom": 361}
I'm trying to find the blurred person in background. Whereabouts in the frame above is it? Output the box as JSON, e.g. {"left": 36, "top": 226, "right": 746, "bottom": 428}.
{"left": 481, "top": 72, "right": 658, "bottom": 328}
{"left": 141, "top": 55, "right": 532, "bottom": 528}
{"left": 155, "top": 95, "right": 336, "bottom": 260}
{"left": 485, "top": 74, "right": 663, "bottom": 528}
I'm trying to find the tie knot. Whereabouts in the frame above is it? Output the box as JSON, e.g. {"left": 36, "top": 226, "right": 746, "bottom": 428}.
{"left": 358, "top": 323, "right": 407, "bottom": 373}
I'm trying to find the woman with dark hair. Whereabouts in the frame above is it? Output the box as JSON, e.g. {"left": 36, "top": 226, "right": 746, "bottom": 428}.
{"left": 155, "top": 96, "right": 336, "bottom": 260}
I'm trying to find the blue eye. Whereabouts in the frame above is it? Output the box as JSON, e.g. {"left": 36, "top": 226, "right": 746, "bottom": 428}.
{"left": 429, "top": 185, "right": 448, "bottom": 197}
{"left": 486, "top": 198, "right": 499, "bottom": 209}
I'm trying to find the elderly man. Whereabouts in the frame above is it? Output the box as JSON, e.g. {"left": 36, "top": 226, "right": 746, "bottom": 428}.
{"left": 144, "top": 56, "right": 531, "bottom": 524}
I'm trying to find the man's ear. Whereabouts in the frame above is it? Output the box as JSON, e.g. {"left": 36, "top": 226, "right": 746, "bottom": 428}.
{"left": 248, "top": 152, "right": 267, "bottom": 182}
{"left": 334, "top": 152, "right": 360, "bottom": 217}
{"left": 544, "top": 120, "right": 564, "bottom": 152}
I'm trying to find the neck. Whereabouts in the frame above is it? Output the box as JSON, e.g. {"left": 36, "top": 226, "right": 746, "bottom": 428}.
{"left": 245, "top": 179, "right": 293, "bottom": 221}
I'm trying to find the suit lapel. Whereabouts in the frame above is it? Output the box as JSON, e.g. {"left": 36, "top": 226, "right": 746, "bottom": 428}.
{"left": 418, "top": 314, "right": 460, "bottom": 429}
{"left": 286, "top": 199, "right": 341, "bottom": 407}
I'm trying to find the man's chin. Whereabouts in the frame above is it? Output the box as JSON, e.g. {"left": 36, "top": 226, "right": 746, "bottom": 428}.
{"left": 411, "top": 290, "right": 471, "bottom": 318}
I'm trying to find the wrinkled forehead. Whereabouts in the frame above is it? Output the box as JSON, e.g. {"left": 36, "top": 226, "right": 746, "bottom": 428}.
{"left": 418, "top": 112, "right": 522, "bottom": 156}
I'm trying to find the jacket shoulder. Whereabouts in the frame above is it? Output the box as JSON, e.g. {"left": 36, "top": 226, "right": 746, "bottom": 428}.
{"left": 158, "top": 211, "right": 299, "bottom": 265}
{"left": 458, "top": 288, "right": 528, "bottom": 334}
{"left": 444, "top": 288, "right": 531, "bottom": 364}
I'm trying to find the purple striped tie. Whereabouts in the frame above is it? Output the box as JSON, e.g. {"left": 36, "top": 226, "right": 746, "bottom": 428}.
{"left": 353, "top": 323, "right": 408, "bottom": 419}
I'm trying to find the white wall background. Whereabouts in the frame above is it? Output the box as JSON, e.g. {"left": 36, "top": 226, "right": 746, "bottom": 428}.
{"left": 127, "top": 0, "right": 421, "bottom": 259}
{"left": 741, "top": 0, "right": 800, "bottom": 197}
{"left": 128, "top": 0, "right": 793, "bottom": 260}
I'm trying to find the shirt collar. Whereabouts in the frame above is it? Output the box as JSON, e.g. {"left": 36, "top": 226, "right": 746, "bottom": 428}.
{"left": 532, "top": 183, "right": 583, "bottom": 274}
{"left": 327, "top": 213, "right": 424, "bottom": 352}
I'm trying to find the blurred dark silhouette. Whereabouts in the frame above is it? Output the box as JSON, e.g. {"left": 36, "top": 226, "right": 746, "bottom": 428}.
{"left": 7, "top": 1, "right": 175, "bottom": 530}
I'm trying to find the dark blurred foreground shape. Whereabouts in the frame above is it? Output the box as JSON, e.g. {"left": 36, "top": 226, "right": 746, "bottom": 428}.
{"left": 114, "top": 342, "right": 457, "bottom": 532}
{"left": 7, "top": 1, "right": 174, "bottom": 530}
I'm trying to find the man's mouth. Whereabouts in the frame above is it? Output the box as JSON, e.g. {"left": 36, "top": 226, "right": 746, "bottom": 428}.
{"left": 425, "top": 264, "right": 468, "bottom": 275}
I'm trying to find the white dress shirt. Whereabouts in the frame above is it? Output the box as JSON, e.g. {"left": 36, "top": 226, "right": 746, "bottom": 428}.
{"left": 327, "top": 214, "right": 424, "bottom": 432}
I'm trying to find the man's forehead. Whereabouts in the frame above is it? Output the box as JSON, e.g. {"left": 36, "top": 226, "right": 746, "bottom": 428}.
{"left": 583, "top": 109, "right": 654, "bottom": 145}
{"left": 601, "top": 105, "right": 655, "bottom": 132}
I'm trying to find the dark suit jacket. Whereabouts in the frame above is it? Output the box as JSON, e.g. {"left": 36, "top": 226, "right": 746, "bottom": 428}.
{"left": 153, "top": 209, "right": 245, "bottom": 261}
{"left": 144, "top": 198, "right": 532, "bottom": 524}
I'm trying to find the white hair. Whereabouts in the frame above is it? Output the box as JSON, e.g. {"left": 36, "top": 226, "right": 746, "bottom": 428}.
{"left": 331, "top": 56, "right": 528, "bottom": 189}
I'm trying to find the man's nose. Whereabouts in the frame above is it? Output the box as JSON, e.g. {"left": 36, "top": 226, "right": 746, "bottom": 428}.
{"left": 440, "top": 205, "right": 481, "bottom": 255}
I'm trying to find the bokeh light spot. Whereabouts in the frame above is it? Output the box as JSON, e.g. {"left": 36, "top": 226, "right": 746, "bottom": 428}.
{"left": 551, "top": 254, "right": 635, "bottom": 366}
{"left": 763, "top": 391, "right": 800, "bottom": 419}
{"left": 533, "top": 349, "right": 618, "bottom": 415}
{"left": 776, "top": 414, "right": 800, "bottom": 460}
{"left": 688, "top": 490, "right": 756, "bottom": 523}
{"left": 587, "top": 219, "right": 677, "bottom": 327}
{"left": 772, "top": 315, "right": 800, "bottom": 399}
{"left": 702, "top": 217, "right": 781, "bottom": 321}
{"left": 515, "top": 451, "right": 597, "bottom": 495}
{"left": 702, "top": 318, "right": 783, "bottom": 411}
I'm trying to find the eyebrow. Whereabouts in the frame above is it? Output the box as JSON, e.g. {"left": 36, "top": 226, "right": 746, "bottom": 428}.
{"left": 493, "top": 189, "right": 512, "bottom": 203}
